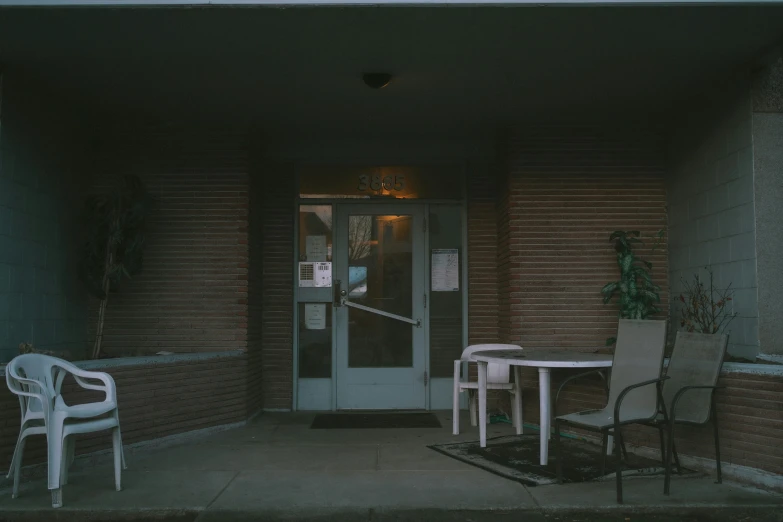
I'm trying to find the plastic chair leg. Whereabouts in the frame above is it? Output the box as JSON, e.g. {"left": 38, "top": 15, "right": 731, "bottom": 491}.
{"left": 51, "top": 488, "right": 62, "bottom": 509}
{"left": 453, "top": 386, "right": 461, "bottom": 436}
{"left": 112, "top": 427, "right": 123, "bottom": 491}
{"left": 47, "top": 419, "right": 65, "bottom": 493}
{"left": 11, "top": 437, "right": 26, "bottom": 499}
{"left": 513, "top": 367, "right": 524, "bottom": 435}
{"left": 469, "top": 392, "right": 478, "bottom": 427}
{"left": 60, "top": 437, "right": 74, "bottom": 486}
{"left": 7, "top": 429, "right": 25, "bottom": 480}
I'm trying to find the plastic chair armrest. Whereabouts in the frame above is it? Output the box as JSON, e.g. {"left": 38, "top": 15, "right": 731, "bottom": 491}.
{"left": 53, "top": 362, "right": 117, "bottom": 401}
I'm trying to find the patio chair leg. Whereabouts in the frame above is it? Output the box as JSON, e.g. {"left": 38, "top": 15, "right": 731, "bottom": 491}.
{"left": 615, "top": 426, "right": 624, "bottom": 504}
{"left": 112, "top": 427, "right": 123, "bottom": 492}
{"left": 664, "top": 420, "right": 675, "bottom": 495}
{"left": 657, "top": 424, "right": 667, "bottom": 467}
{"left": 7, "top": 430, "right": 24, "bottom": 480}
{"left": 554, "top": 419, "right": 563, "bottom": 484}
{"left": 600, "top": 432, "right": 608, "bottom": 476}
{"left": 619, "top": 433, "right": 629, "bottom": 463}
{"left": 671, "top": 438, "right": 682, "bottom": 474}
{"left": 712, "top": 395, "right": 722, "bottom": 485}
{"left": 11, "top": 437, "right": 26, "bottom": 499}
{"left": 51, "top": 488, "right": 62, "bottom": 509}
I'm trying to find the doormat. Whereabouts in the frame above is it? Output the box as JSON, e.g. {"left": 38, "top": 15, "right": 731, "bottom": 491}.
{"left": 310, "top": 412, "right": 442, "bottom": 429}
{"left": 429, "top": 434, "right": 691, "bottom": 487}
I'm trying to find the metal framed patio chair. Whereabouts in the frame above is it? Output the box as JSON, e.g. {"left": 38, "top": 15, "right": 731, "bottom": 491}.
{"left": 652, "top": 331, "right": 729, "bottom": 496}
{"left": 453, "top": 344, "right": 524, "bottom": 436}
{"left": 552, "top": 319, "right": 669, "bottom": 504}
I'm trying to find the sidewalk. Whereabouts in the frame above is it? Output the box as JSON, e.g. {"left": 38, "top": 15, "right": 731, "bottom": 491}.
{"left": 0, "top": 412, "right": 781, "bottom": 521}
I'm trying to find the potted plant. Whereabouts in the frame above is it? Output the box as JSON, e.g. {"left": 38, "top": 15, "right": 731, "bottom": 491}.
{"left": 601, "top": 230, "right": 662, "bottom": 345}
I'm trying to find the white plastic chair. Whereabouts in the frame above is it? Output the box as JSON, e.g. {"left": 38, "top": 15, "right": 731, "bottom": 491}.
{"left": 452, "top": 344, "right": 524, "bottom": 436}
{"left": 5, "top": 354, "right": 126, "bottom": 508}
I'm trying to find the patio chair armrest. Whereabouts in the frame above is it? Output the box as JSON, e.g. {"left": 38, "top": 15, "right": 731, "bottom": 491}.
{"left": 669, "top": 385, "right": 723, "bottom": 423}
{"left": 613, "top": 376, "right": 670, "bottom": 424}
{"left": 554, "top": 369, "right": 609, "bottom": 417}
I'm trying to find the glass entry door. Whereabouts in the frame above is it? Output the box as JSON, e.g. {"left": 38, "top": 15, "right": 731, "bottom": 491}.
{"left": 334, "top": 204, "right": 426, "bottom": 410}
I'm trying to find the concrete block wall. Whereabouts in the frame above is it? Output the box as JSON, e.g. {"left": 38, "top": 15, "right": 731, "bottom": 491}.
{"left": 666, "top": 76, "right": 759, "bottom": 358}
{"left": 752, "top": 56, "right": 783, "bottom": 356}
{"left": 0, "top": 72, "right": 91, "bottom": 363}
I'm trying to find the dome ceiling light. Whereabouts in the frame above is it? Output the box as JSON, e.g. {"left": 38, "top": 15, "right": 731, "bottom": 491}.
{"left": 362, "top": 73, "right": 392, "bottom": 89}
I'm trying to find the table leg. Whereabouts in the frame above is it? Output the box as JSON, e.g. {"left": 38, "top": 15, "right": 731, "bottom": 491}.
{"left": 538, "top": 367, "right": 551, "bottom": 466}
{"left": 513, "top": 366, "right": 523, "bottom": 435}
{"left": 478, "top": 361, "right": 488, "bottom": 448}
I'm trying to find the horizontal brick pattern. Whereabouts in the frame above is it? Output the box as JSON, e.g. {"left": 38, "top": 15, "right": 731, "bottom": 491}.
{"left": 246, "top": 162, "right": 264, "bottom": 416}
{"left": 467, "top": 165, "right": 500, "bottom": 347}
{"left": 87, "top": 131, "right": 249, "bottom": 357}
{"left": 260, "top": 167, "right": 295, "bottom": 410}
{"left": 0, "top": 356, "right": 248, "bottom": 469}
{"left": 504, "top": 128, "right": 669, "bottom": 348}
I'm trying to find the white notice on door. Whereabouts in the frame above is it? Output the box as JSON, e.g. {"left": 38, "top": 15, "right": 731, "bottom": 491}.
{"left": 304, "top": 303, "right": 327, "bottom": 330}
{"left": 306, "top": 236, "right": 328, "bottom": 262}
{"left": 431, "top": 248, "right": 459, "bottom": 292}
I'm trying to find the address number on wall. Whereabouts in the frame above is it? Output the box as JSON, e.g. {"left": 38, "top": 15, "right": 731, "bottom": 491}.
{"left": 357, "top": 174, "right": 406, "bottom": 192}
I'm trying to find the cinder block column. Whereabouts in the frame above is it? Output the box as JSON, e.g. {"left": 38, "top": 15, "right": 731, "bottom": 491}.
{"left": 752, "top": 56, "right": 783, "bottom": 356}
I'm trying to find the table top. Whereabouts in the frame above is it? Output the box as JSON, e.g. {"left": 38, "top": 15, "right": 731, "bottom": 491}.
{"left": 471, "top": 349, "right": 612, "bottom": 368}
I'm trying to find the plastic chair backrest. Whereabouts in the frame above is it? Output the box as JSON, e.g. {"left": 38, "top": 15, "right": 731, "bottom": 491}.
{"left": 663, "top": 331, "right": 728, "bottom": 424}
{"left": 6, "top": 354, "right": 66, "bottom": 419}
{"left": 461, "top": 344, "right": 522, "bottom": 384}
{"left": 606, "top": 319, "right": 668, "bottom": 421}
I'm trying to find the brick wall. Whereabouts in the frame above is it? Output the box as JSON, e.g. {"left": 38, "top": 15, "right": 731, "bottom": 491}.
{"left": 87, "top": 129, "right": 250, "bottom": 357}
{"left": 0, "top": 354, "right": 248, "bottom": 469}
{"left": 0, "top": 71, "right": 91, "bottom": 363}
{"left": 259, "top": 164, "right": 295, "bottom": 410}
{"left": 467, "top": 163, "right": 500, "bottom": 347}
{"left": 246, "top": 156, "right": 265, "bottom": 415}
{"left": 503, "top": 128, "right": 669, "bottom": 348}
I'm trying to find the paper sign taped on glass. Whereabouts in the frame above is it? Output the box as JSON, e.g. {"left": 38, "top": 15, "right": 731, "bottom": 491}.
{"left": 432, "top": 248, "right": 459, "bottom": 292}
{"left": 304, "top": 303, "right": 327, "bottom": 330}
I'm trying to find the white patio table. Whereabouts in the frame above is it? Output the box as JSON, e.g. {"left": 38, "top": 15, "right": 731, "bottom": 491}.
{"left": 472, "top": 349, "right": 612, "bottom": 465}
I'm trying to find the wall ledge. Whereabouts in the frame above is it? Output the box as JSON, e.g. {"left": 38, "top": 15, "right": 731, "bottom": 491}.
{"left": 0, "top": 350, "right": 246, "bottom": 378}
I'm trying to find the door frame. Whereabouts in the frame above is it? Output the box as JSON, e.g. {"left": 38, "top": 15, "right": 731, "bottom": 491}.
{"left": 332, "top": 203, "right": 427, "bottom": 410}
{"left": 291, "top": 165, "right": 469, "bottom": 412}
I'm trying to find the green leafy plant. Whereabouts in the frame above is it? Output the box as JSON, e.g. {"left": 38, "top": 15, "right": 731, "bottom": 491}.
{"left": 80, "top": 174, "right": 152, "bottom": 359}
{"left": 679, "top": 266, "right": 737, "bottom": 334}
{"left": 601, "top": 230, "right": 662, "bottom": 345}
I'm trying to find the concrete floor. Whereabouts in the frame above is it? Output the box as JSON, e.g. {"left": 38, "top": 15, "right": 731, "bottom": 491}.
{"left": 0, "top": 411, "right": 781, "bottom": 521}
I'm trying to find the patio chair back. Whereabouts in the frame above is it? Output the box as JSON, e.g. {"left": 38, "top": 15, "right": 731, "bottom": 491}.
{"left": 663, "top": 331, "right": 728, "bottom": 424}
{"left": 607, "top": 319, "right": 668, "bottom": 421}
{"left": 461, "top": 344, "right": 521, "bottom": 383}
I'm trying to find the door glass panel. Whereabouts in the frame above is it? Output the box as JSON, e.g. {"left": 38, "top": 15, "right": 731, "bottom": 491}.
{"left": 347, "top": 214, "right": 413, "bottom": 368}
{"left": 298, "top": 303, "right": 332, "bottom": 378}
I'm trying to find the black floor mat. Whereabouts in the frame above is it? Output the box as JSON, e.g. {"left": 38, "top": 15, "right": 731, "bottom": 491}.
{"left": 310, "top": 412, "right": 442, "bottom": 429}
{"left": 429, "top": 434, "right": 692, "bottom": 486}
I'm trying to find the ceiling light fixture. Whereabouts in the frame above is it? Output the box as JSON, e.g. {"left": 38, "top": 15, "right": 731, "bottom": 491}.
{"left": 362, "top": 73, "right": 392, "bottom": 89}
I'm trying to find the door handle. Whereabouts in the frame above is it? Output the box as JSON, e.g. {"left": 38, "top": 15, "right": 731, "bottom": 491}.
{"left": 340, "top": 299, "right": 421, "bottom": 328}
{"left": 334, "top": 280, "right": 343, "bottom": 307}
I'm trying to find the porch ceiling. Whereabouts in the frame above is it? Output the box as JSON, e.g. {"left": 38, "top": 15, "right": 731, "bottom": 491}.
{"left": 1, "top": 6, "right": 783, "bottom": 138}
